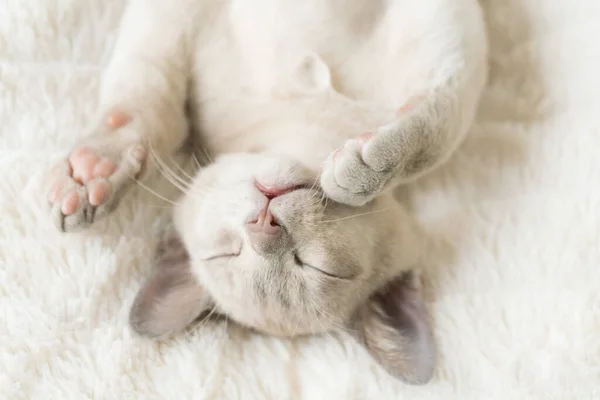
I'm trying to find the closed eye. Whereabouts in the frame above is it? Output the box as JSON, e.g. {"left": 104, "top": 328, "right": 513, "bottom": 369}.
{"left": 293, "top": 252, "right": 352, "bottom": 280}
{"left": 203, "top": 252, "right": 240, "bottom": 261}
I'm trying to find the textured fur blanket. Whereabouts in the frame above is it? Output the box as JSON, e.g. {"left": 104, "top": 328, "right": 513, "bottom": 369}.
{"left": 1, "top": 0, "right": 598, "bottom": 398}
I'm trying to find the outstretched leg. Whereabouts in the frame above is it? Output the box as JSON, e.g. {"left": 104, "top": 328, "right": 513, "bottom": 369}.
{"left": 320, "top": 1, "right": 488, "bottom": 206}
{"left": 319, "top": 85, "right": 473, "bottom": 207}
{"left": 47, "top": 0, "right": 196, "bottom": 231}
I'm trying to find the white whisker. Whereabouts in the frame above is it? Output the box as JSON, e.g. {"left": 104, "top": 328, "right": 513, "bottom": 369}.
{"left": 201, "top": 146, "right": 213, "bottom": 164}
{"left": 170, "top": 154, "right": 197, "bottom": 183}
{"left": 305, "top": 296, "right": 344, "bottom": 341}
{"left": 320, "top": 207, "right": 391, "bottom": 223}
{"left": 307, "top": 293, "right": 356, "bottom": 334}
{"left": 191, "top": 153, "right": 203, "bottom": 170}
{"left": 291, "top": 292, "right": 310, "bottom": 337}
{"left": 146, "top": 144, "right": 214, "bottom": 198}
{"left": 305, "top": 173, "right": 322, "bottom": 204}
{"left": 184, "top": 305, "right": 219, "bottom": 339}
{"left": 129, "top": 175, "right": 182, "bottom": 206}
{"left": 148, "top": 142, "right": 192, "bottom": 192}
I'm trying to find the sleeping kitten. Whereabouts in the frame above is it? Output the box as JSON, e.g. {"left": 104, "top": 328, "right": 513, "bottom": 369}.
{"left": 46, "top": 0, "right": 488, "bottom": 384}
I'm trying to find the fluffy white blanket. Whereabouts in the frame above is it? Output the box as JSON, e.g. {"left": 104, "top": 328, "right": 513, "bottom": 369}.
{"left": 1, "top": 0, "right": 598, "bottom": 398}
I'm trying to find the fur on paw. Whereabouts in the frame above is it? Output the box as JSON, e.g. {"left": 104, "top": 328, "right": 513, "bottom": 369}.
{"left": 48, "top": 141, "right": 147, "bottom": 232}
{"left": 320, "top": 132, "right": 390, "bottom": 206}
{"left": 320, "top": 97, "right": 432, "bottom": 206}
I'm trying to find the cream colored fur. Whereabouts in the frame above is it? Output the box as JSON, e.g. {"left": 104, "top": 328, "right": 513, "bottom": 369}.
{"left": 96, "top": 0, "right": 487, "bottom": 204}
{"left": 1, "top": 0, "right": 599, "bottom": 398}
{"left": 60, "top": 0, "right": 488, "bottom": 384}
{"left": 39, "top": 0, "right": 488, "bottom": 384}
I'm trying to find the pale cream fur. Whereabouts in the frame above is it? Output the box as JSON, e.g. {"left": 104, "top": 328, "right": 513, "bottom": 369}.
{"left": 40, "top": 0, "right": 488, "bottom": 385}
{"left": 0, "top": 0, "right": 490, "bottom": 390}
{"left": 3, "top": 0, "right": 599, "bottom": 397}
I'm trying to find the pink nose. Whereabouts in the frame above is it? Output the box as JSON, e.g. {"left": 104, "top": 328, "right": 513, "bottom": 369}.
{"left": 247, "top": 206, "right": 281, "bottom": 235}
{"left": 255, "top": 181, "right": 298, "bottom": 199}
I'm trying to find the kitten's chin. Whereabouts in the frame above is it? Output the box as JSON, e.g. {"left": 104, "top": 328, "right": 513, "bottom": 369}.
{"left": 227, "top": 315, "right": 327, "bottom": 338}
{"left": 204, "top": 292, "right": 327, "bottom": 338}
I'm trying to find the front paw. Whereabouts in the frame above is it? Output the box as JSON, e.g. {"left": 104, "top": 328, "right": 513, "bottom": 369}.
{"left": 47, "top": 141, "right": 147, "bottom": 232}
{"left": 320, "top": 132, "right": 392, "bottom": 207}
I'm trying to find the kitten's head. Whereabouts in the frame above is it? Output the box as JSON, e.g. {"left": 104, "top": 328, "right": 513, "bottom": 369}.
{"left": 129, "top": 152, "right": 435, "bottom": 384}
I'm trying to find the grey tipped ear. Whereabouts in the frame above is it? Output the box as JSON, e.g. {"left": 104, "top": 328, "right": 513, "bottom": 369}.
{"left": 352, "top": 270, "right": 436, "bottom": 384}
{"left": 129, "top": 225, "right": 213, "bottom": 339}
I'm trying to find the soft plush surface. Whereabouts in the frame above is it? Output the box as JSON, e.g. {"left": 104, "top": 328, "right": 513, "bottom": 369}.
{"left": 1, "top": 0, "right": 599, "bottom": 398}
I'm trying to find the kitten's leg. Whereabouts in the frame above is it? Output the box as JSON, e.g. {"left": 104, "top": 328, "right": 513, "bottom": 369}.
{"left": 47, "top": 0, "right": 195, "bottom": 232}
{"left": 320, "top": 67, "right": 488, "bottom": 207}
{"left": 320, "top": 7, "right": 488, "bottom": 207}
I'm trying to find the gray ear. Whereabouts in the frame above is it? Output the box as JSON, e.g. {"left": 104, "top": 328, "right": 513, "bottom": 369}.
{"left": 352, "top": 270, "right": 436, "bottom": 384}
{"left": 129, "top": 225, "right": 213, "bottom": 339}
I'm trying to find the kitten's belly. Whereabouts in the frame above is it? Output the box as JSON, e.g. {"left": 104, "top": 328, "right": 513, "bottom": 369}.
{"left": 190, "top": 0, "right": 428, "bottom": 170}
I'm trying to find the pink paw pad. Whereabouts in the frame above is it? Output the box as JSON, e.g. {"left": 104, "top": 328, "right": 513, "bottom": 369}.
{"left": 357, "top": 132, "right": 373, "bottom": 145}
{"left": 50, "top": 145, "right": 121, "bottom": 214}
{"left": 48, "top": 179, "right": 66, "bottom": 203}
{"left": 129, "top": 145, "right": 147, "bottom": 162}
{"left": 48, "top": 131, "right": 145, "bottom": 229}
{"left": 331, "top": 132, "right": 372, "bottom": 163}
{"left": 87, "top": 180, "right": 111, "bottom": 206}
{"left": 93, "top": 158, "right": 117, "bottom": 178}
{"left": 61, "top": 190, "right": 80, "bottom": 215}
{"left": 105, "top": 110, "right": 132, "bottom": 129}
{"left": 69, "top": 147, "right": 99, "bottom": 184}
{"left": 68, "top": 147, "right": 118, "bottom": 185}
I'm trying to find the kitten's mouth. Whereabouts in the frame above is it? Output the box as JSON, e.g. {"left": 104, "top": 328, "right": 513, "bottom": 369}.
{"left": 247, "top": 180, "right": 310, "bottom": 234}
{"left": 248, "top": 180, "right": 319, "bottom": 233}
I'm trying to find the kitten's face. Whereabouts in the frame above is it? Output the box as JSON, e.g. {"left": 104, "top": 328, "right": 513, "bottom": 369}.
{"left": 130, "top": 152, "right": 435, "bottom": 384}
{"left": 173, "top": 153, "right": 416, "bottom": 336}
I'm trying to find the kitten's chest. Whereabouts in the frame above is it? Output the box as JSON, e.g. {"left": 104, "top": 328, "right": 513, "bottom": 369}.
{"left": 194, "top": 0, "right": 387, "bottom": 93}
{"left": 227, "top": 0, "right": 385, "bottom": 71}
{"left": 189, "top": 0, "right": 417, "bottom": 163}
